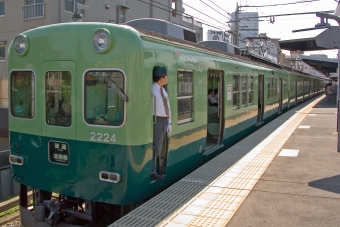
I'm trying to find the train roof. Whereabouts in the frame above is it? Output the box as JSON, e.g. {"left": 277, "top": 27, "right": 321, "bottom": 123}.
{"left": 130, "top": 26, "right": 325, "bottom": 80}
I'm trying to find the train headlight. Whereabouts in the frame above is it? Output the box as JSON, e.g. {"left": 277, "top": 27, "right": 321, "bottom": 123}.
{"left": 9, "top": 155, "right": 24, "bottom": 165}
{"left": 92, "top": 29, "right": 112, "bottom": 53}
{"left": 13, "top": 35, "right": 29, "bottom": 56}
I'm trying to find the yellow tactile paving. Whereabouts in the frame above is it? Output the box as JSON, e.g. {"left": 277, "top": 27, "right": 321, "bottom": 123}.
{"left": 160, "top": 96, "right": 322, "bottom": 227}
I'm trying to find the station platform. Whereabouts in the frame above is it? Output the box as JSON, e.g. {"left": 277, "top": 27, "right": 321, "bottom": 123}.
{"left": 110, "top": 94, "right": 339, "bottom": 227}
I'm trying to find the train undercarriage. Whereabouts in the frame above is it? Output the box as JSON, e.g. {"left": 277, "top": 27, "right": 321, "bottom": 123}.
{"left": 19, "top": 185, "right": 135, "bottom": 227}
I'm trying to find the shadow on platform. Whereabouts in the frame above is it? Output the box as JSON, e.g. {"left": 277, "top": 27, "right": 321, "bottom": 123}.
{"left": 309, "top": 175, "right": 340, "bottom": 194}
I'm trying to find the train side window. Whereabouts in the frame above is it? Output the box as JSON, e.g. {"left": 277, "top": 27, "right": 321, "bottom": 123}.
{"left": 233, "top": 75, "right": 239, "bottom": 109}
{"left": 268, "top": 77, "right": 276, "bottom": 99}
{"left": 248, "top": 76, "right": 254, "bottom": 105}
{"left": 10, "top": 71, "right": 35, "bottom": 118}
{"left": 241, "top": 75, "right": 247, "bottom": 107}
{"left": 284, "top": 80, "right": 288, "bottom": 95}
{"left": 268, "top": 78, "right": 271, "bottom": 99}
{"left": 45, "top": 71, "right": 72, "bottom": 127}
{"left": 177, "top": 70, "right": 193, "bottom": 124}
{"left": 272, "top": 78, "right": 275, "bottom": 98}
{"left": 84, "top": 71, "right": 125, "bottom": 126}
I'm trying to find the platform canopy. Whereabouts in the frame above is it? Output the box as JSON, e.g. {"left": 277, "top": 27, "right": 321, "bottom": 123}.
{"left": 279, "top": 26, "right": 340, "bottom": 51}
{"left": 299, "top": 55, "right": 338, "bottom": 77}
{"left": 279, "top": 26, "right": 340, "bottom": 76}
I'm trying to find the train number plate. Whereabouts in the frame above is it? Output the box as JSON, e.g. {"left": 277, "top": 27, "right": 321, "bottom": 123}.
{"left": 48, "top": 141, "right": 69, "bottom": 165}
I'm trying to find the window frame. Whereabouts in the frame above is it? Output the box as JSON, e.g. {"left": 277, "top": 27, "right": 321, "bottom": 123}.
{"left": 83, "top": 68, "right": 127, "bottom": 128}
{"left": 241, "top": 75, "right": 247, "bottom": 107}
{"left": 116, "top": 6, "right": 126, "bottom": 24}
{"left": 10, "top": 70, "right": 36, "bottom": 119}
{"left": 64, "top": 0, "right": 85, "bottom": 15}
{"left": 233, "top": 75, "right": 240, "bottom": 109}
{"left": 248, "top": 76, "right": 254, "bottom": 105}
{"left": 172, "top": 0, "right": 178, "bottom": 17}
{"left": 177, "top": 70, "right": 194, "bottom": 125}
{"left": 45, "top": 71, "right": 72, "bottom": 127}
{"left": 0, "top": 45, "right": 5, "bottom": 61}
{"left": 25, "top": 0, "right": 43, "bottom": 5}
{"left": 0, "top": 1, "right": 4, "bottom": 17}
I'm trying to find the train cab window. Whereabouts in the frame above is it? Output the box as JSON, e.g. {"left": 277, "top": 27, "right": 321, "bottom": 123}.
{"left": 10, "top": 71, "right": 35, "bottom": 118}
{"left": 84, "top": 71, "right": 125, "bottom": 126}
{"left": 241, "top": 75, "right": 247, "bottom": 107}
{"left": 232, "top": 75, "right": 239, "bottom": 109}
{"left": 177, "top": 70, "right": 193, "bottom": 124}
{"left": 248, "top": 76, "right": 254, "bottom": 105}
{"left": 45, "top": 71, "right": 72, "bottom": 127}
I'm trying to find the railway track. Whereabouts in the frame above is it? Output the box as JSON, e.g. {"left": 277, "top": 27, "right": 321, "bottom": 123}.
{"left": 0, "top": 192, "right": 32, "bottom": 226}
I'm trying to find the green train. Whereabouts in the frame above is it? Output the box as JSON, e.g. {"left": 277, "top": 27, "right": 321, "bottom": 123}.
{"left": 8, "top": 20, "right": 326, "bottom": 226}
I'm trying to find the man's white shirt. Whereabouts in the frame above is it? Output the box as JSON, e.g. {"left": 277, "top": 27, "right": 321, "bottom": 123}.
{"left": 153, "top": 83, "right": 172, "bottom": 124}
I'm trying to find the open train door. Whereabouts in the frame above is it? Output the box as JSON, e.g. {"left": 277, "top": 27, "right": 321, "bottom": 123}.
{"left": 204, "top": 70, "right": 224, "bottom": 153}
{"left": 257, "top": 75, "right": 264, "bottom": 125}
{"left": 278, "top": 78, "right": 283, "bottom": 114}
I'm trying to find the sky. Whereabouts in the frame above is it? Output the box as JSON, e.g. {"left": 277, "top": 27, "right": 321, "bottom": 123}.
{"left": 182, "top": 0, "right": 339, "bottom": 58}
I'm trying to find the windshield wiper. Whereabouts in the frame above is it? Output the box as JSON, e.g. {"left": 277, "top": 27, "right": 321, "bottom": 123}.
{"left": 104, "top": 77, "right": 128, "bottom": 102}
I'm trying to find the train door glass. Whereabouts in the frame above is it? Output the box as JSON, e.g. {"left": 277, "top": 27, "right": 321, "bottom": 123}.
{"left": 295, "top": 80, "right": 298, "bottom": 104}
{"left": 257, "top": 75, "right": 264, "bottom": 124}
{"left": 205, "top": 70, "right": 224, "bottom": 152}
{"left": 41, "top": 61, "right": 77, "bottom": 183}
{"left": 302, "top": 81, "right": 305, "bottom": 101}
{"left": 278, "top": 78, "right": 282, "bottom": 114}
{"left": 45, "top": 72, "right": 72, "bottom": 127}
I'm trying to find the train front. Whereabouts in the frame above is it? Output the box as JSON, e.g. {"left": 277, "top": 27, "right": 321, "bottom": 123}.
{"left": 8, "top": 23, "right": 154, "bottom": 226}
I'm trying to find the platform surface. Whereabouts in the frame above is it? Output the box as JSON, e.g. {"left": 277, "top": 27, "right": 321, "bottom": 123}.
{"left": 110, "top": 95, "right": 338, "bottom": 227}
{"left": 227, "top": 96, "right": 339, "bottom": 227}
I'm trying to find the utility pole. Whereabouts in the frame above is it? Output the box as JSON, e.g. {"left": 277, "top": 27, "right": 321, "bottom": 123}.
{"left": 235, "top": 3, "right": 240, "bottom": 46}
{"left": 150, "top": 0, "right": 153, "bottom": 18}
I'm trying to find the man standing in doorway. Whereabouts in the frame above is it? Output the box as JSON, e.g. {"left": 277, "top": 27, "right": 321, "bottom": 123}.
{"left": 152, "top": 66, "right": 172, "bottom": 180}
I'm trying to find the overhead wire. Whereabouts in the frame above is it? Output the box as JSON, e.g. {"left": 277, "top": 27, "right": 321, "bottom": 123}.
{"left": 198, "top": 0, "right": 230, "bottom": 20}
{"left": 177, "top": 0, "right": 229, "bottom": 27}
{"left": 208, "top": 0, "right": 231, "bottom": 19}
{"left": 243, "top": 0, "right": 320, "bottom": 8}
{"left": 137, "top": 0, "right": 229, "bottom": 33}
{"left": 222, "top": 0, "right": 330, "bottom": 47}
{"left": 139, "top": 0, "right": 316, "bottom": 55}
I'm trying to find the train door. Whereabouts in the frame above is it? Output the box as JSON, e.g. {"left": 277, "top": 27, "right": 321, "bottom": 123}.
{"left": 278, "top": 78, "right": 282, "bottom": 114}
{"left": 257, "top": 75, "right": 264, "bottom": 124}
{"left": 205, "top": 70, "right": 224, "bottom": 152}
{"left": 287, "top": 79, "right": 291, "bottom": 109}
{"left": 295, "top": 80, "right": 298, "bottom": 104}
{"left": 41, "top": 61, "right": 77, "bottom": 183}
{"left": 302, "top": 81, "right": 305, "bottom": 101}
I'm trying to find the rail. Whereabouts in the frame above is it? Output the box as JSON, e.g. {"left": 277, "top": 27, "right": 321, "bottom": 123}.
{"left": 0, "top": 192, "right": 33, "bottom": 225}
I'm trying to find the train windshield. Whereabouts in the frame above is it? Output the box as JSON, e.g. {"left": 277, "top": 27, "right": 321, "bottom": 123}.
{"left": 10, "top": 71, "right": 35, "bottom": 118}
{"left": 45, "top": 71, "right": 72, "bottom": 127}
{"left": 84, "top": 71, "right": 125, "bottom": 126}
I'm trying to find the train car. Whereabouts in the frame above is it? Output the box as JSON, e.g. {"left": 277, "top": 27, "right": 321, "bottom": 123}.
{"left": 8, "top": 20, "right": 326, "bottom": 226}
